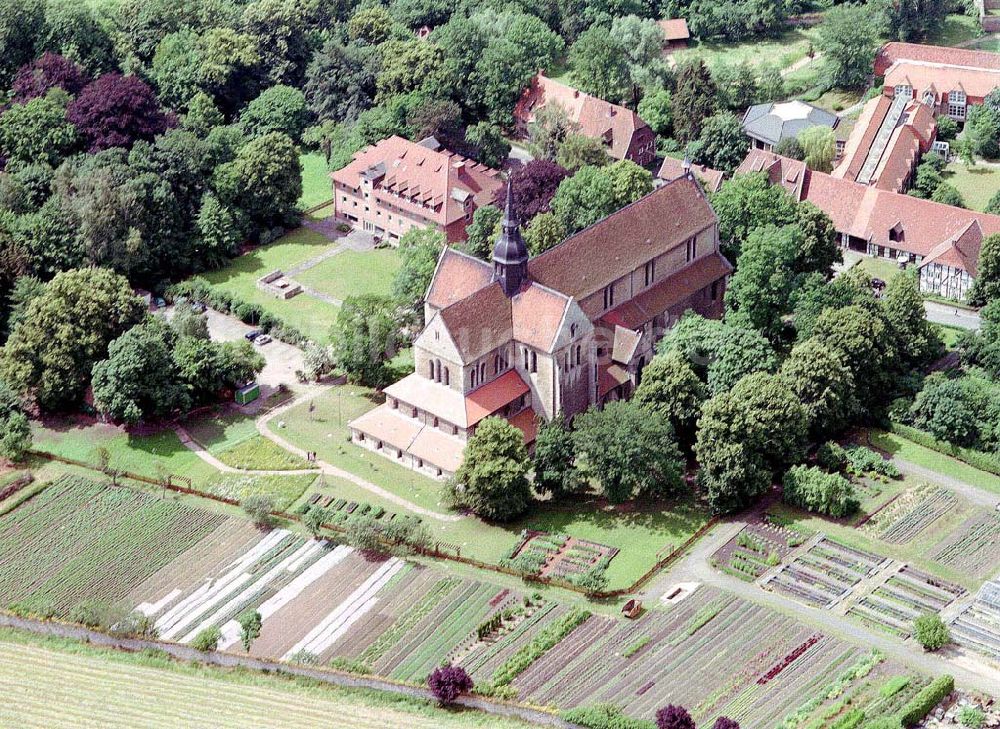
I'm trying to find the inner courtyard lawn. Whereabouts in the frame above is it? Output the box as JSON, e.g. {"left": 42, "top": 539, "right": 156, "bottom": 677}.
{"left": 296, "top": 248, "right": 402, "bottom": 301}
{"left": 942, "top": 162, "right": 1000, "bottom": 212}
{"left": 671, "top": 27, "right": 820, "bottom": 72}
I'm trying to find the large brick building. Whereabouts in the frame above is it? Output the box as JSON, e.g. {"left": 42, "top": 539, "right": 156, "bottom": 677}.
{"left": 738, "top": 149, "right": 998, "bottom": 301}
{"left": 348, "top": 174, "right": 732, "bottom": 478}
{"left": 875, "top": 41, "right": 1000, "bottom": 121}
{"left": 514, "top": 74, "right": 657, "bottom": 167}
{"left": 331, "top": 136, "right": 503, "bottom": 244}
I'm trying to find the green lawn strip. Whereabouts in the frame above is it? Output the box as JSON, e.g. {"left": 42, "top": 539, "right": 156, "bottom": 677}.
{"left": 671, "top": 27, "right": 818, "bottom": 72}
{"left": 214, "top": 436, "right": 312, "bottom": 471}
{"left": 942, "top": 162, "right": 1000, "bottom": 212}
{"left": 0, "top": 628, "right": 534, "bottom": 729}
{"left": 856, "top": 255, "right": 902, "bottom": 282}
{"left": 299, "top": 151, "right": 333, "bottom": 209}
{"left": 200, "top": 226, "right": 340, "bottom": 343}
{"left": 32, "top": 421, "right": 219, "bottom": 484}
{"left": 296, "top": 248, "right": 402, "bottom": 301}
{"left": 204, "top": 473, "right": 318, "bottom": 511}
{"left": 490, "top": 607, "right": 589, "bottom": 688}
{"left": 868, "top": 429, "right": 1000, "bottom": 495}
{"left": 184, "top": 412, "right": 258, "bottom": 453}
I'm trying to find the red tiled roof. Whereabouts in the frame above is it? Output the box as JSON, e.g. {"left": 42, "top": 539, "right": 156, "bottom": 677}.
{"left": 439, "top": 282, "right": 513, "bottom": 364}
{"left": 425, "top": 248, "right": 493, "bottom": 310}
{"left": 657, "top": 18, "right": 690, "bottom": 41}
{"left": 884, "top": 62, "right": 1000, "bottom": 103}
{"left": 741, "top": 150, "right": 1000, "bottom": 276}
{"left": 598, "top": 363, "right": 631, "bottom": 398}
{"left": 508, "top": 407, "right": 539, "bottom": 444}
{"left": 514, "top": 75, "right": 651, "bottom": 161}
{"left": 875, "top": 41, "right": 1000, "bottom": 76}
{"left": 528, "top": 176, "right": 717, "bottom": 300}
{"left": 657, "top": 158, "right": 724, "bottom": 192}
{"left": 332, "top": 136, "right": 502, "bottom": 228}
{"left": 465, "top": 369, "right": 530, "bottom": 425}
{"left": 511, "top": 283, "right": 570, "bottom": 351}
{"left": 735, "top": 149, "right": 808, "bottom": 200}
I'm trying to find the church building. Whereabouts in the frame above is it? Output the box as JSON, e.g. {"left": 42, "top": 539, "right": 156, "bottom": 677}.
{"left": 348, "top": 173, "right": 732, "bottom": 478}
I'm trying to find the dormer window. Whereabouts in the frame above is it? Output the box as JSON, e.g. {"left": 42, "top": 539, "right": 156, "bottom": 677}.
{"left": 889, "top": 223, "right": 904, "bottom": 243}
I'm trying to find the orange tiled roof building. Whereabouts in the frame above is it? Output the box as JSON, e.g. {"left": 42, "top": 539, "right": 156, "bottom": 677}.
{"left": 348, "top": 175, "right": 732, "bottom": 478}
{"left": 737, "top": 149, "right": 997, "bottom": 301}
{"left": 514, "top": 74, "right": 657, "bottom": 167}
{"left": 331, "top": 136, "right": 503, "bottom": 244}
{"left": 875, "top": 41, "right": 1000, "bottom": 122}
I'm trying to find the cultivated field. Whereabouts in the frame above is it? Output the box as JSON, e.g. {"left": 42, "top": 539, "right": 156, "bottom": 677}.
{"left": 0, "top": 632, "right": 531, "bottom": 729}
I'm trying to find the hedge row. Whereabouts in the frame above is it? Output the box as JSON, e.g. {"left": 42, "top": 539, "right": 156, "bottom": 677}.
{"left": 890, "top": 423, "right": 1000, "bottom": 477}
{"left": 560, "top": 704, "right": 656, "bottom": 729}
{"left": 166, "top": 278, "right": 311, "bottom": 348}
{"left": 897, "top": 675, "right": 954, "bottom": 727}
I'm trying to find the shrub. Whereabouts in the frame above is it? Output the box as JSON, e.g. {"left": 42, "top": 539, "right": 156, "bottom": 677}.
{"left": 191, "top": 626, "right": 222, "bottom": 651}
{"left": 242, "top": 494, "right": 276, "bottom": 527}
{"left": 959, "top": 706, "right": 985, "bottom": 729}
{"left": 561, "top": 704, "right": 656, "bottom": 729}
{"left": 427, "top": 664, "right": 473, "bottom": 704}
{"left": 782, "top": 465, "right": 860, "bottom": 517}
{"left": 846, "top": 446, "right": 900, "bottom": 478}
{"left": 897, "top": 675, "right": 954, "bottom": 726}
{"left": 713, "top": 720, "right": 739, "bottom": 729}
{"left": 656, "top": 705, "right": 695, "bottom": 729}
{"left": 913, "top": 614, "right": 950, "bottom": 651}
{"left": 817, "top": 441, "right": 848, "bottom": 472}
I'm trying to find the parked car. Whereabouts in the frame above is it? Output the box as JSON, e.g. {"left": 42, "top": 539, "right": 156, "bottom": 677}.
{"left": 244, "top": 330, "right": 262, "bottom": 341}
{"left": 191, "top": 301, "right": 207, "bottom": 313}
{"left": 254, "top": 334, "right": 272, "bottom": 346}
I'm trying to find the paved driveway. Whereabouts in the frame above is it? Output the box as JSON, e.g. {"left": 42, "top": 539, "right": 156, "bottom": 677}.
{"left": 204, "top": 309, "right": 307, "bottom": 393}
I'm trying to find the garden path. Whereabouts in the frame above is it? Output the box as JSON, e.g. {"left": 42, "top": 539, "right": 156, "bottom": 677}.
{"left": 173, "top": 425, "right": 321, "bottom": 477}
{"left": 255, "top": 388, "right": 463, "bottom": 523}
{"left": 780, "top": 51, "right": 822, "bottom": 77}
{"left": 891, "top": 458, "right": 1000, "bottom": 510}
{"left": 641, "top": 519, "right": 1000, "bottom": 695}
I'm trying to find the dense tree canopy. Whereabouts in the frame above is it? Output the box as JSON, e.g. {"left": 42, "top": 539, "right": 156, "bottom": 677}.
{"left": 452, "top": 416, "right": 532, "bottom": 521}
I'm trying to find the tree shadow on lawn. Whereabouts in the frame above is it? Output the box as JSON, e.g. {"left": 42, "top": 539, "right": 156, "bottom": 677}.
{"left": 509, "top": 494, "right": 710, "bottom": 543}
{"left": 203, "top": 227, "right": 334, "bottom": 286}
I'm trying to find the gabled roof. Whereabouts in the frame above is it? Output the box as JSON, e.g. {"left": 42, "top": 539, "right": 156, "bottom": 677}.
{"left": 833, "top": 97, "right": 936, "bottom": 192}
{"left": 332, "top": 135, "right": 502, "bottom": 228}
{"left": 875, "top": 41, "right": 1000, "bottom": 76}
{"left": 657, "top": 18, "right": 690, "bottom": 41}
{"left": 611, "top": 326, "right": 642, "bottom": 364}
{"left": 657, "top": 157, "right": 724, "bottom": 192}
{"left": 514, "top": 75, "right": 652, "bottom": 161}
{"left": 884, "top": 61, "right": 1000, "bottom": 102}
{"left": 465, "top": 370, "right": 530, "bottom": 425}
{"left": 425, "top": 247, "right": 493, "bottom": 310}
{"left": 738, "top": 150, "right": 1000, "bottom": 276}
{"left": 735, "top": 148, "right": 808, "bottom": 200}
{"left": 528, "top": 176, "right": 717, "bottom": 300}
{"left": 741, "top": 101, "right": 839, "bottom": 146}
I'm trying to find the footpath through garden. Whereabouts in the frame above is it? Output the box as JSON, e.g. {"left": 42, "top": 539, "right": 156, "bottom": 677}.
{"left": 642, "top": 519, "right": 1000, "bottom": 695}
{"left": 255, "top": 387, "right": 462, "bottom": 523}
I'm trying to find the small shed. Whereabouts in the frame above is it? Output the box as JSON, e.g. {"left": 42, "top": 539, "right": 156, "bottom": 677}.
{"left": 622, "top": 599, "right": 643, "bottom": 618}
{"left": 236, "top": 383, "right": 261, "bottom": 405}
{"left": 658, "top": 18, "right": 690, "bottom": 50}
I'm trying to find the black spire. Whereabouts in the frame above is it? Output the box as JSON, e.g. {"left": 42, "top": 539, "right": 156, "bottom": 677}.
{"left": 492, "top": 178, "right": 529, "bottom": 297}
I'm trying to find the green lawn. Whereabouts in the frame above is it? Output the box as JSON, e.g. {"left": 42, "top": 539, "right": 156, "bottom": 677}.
{"left": 927, "top": 14, "right": 982, "bottom": 47}
{"left": 856, "top": 255, "right": 903, "bottom": 282}
{"left": 296, "top": 248, "right": 402, "bottom": 301}
{"left": 932, "top": 322, "right": 965, "bottom": 348}
{"left": 867, "top": 429, "right": 1000, "bottom": 497}
{"left": 969, "top": 37, "right": 1000, "bottom": 52}
{"left": 942, "top": 162, "right": 1000, "bottom": 212}
{"left": 672, "top": 28, "right": 820, "bottom": 72}
{"left": 272, "top": 384, "right": 712, "bottom": 589}
{"left": 200, "top": 227, "right": 340, "bottom": 343}
{"left": 808, "top": 87, "right": 864, "bottom": 114}
{"left": 299, "top": 151, "right": 333, "bottom": 210}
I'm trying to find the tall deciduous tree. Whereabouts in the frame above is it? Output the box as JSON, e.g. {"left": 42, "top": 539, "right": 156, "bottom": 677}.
{"left": 0, "top": 90, "right": 79, "bottom": 168}
{"left": 970, "top": 232, "right": 1000, "bottom": 305}
{"left": 67, "top": 73, "right": 173, "bottom": 152}
{"left": 532, "top": 417, "right": 580, "bottom": 498}
{"left": 216, "top": 131, "right": 302, "bottom": 228}
{"left": 818, "top": 4, "right": 880, "bottom": 88}
{"left": 657, "top": 705, "right": 696, "bottom": 729}
{"left": 798, "top": 125, "right": 837, "bottom": 172}
{"left": 238, "top": 85, "right": 309, "bottom": 142}
{"left": 451, "top": 416, "right": 532, "bottom": 521}
{"left": 331, "top": 295, "right": 400, "bottom": 387}
{"left": 0, "top": 378, "right": 31, "bottom": 462}
{"left": 633, "top": 349, "right": 706, "bottom": 446}
{"left": 492, "top": 161, "right": 568, "bottom": 222}
{"left": 693, "top": 112, "right": 749, "bottom": 174}
{"left": 780, "top": 339, "right": 855, "bottom": 438}
{"left": 12, "top": 52, "right": 89, "bottom": 102}
{"left": 392, "top": 227, "right": 444, "bottom": 315}
{"left": 92, "top": 317, "right": 190, "bottom": 424}
{"left": 882, "top": 269, "right": 942, "bottom": 369}
{"left": 573, "top": 400, "right": 685, "bottom": 503}
{"left": 523, "top": 213, "right": 566, "bottom": 256}
{"left": 0, "top": 267, "right": 145, "bottom": 411}
{"left": 303, "top": 40, "right": 379, "bottom": 123}
{"left": 710, "top": 171, "right": 797, "bottom": 260}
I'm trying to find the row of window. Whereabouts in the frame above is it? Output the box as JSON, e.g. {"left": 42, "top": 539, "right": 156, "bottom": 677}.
{"left": 602, "top": 237, "right": 698, "bottom": 312}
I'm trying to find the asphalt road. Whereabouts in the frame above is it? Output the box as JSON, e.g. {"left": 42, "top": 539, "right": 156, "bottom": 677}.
{"left": 924, "top": 301, "right": 982, "bottom": 331}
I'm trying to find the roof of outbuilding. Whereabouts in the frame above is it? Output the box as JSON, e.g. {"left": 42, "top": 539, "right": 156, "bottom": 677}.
{"left": 657, "top": 18, "right": 690, "bottom": 41}
{"left": 741, "top": 101, "right": 839, "bottom": 146}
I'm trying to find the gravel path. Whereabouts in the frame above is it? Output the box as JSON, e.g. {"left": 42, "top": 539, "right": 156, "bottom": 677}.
{"left": 892, "top": 457, "right": 1000, "bottom": 509}
{"left": 256, "top": 389, "right": 462, "bottom": 523}
{"left": 641, "top": 520, "right": 1000, "bottom": 695}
